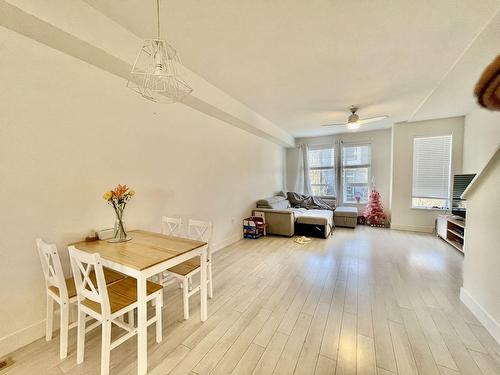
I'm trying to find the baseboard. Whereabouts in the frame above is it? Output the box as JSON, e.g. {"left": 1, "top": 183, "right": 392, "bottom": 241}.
{"left": 0, "top": 319, "right": 45, "bottom": 358}
{"left": 390, "top": 223, "right": 434, "bottom": 233}
{"left": 460, "top": 287, "right": 500, "bottom": 345}
{"left": 212, "top": 233, "right": 242, "bottom": 252}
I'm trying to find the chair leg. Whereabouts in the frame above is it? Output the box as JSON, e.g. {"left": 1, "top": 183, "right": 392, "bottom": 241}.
{"left": 76, "top": 309, "right": 86, "bottom": 364}
{"left": 128, "top": 310, "right": 134, "bottom": 327}
{"left": 71, "top": 302, "right": 78, "bottom": 324}
{"left": 155, "top": 293, "right": 163, "bottom": 343}
{"left": 182, "top": 278, "right": 189, "bottom": 320}
{"left": 46, "top": 295, "right": 54, "bottom": 341}
{"left": 59, "top": 302, "right": 69, "bottom": 359}
{"left": 208, "top": 263, "right": 213, "bottom": 299}
{"left": 101, "top": 320, "right": 112, "bottom": 375}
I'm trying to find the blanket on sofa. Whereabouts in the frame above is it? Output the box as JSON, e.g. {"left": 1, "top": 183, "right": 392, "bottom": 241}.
{"left": 287, "top": 192, "right": 335, "bottom": 211}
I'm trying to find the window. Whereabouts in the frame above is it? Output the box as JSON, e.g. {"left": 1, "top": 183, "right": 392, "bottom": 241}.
{"left": 307, "top": 146, "right": 336, "bottom": 196}
{"left": 412, "top": 135, "right": 452, "bottom": 209}
{"left": 342, "top": 144, "right": 371, "bottom": 203}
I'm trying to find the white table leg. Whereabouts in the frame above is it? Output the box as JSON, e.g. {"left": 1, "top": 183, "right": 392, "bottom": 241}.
{"left": 137, "top": 274, "right": 147, "bottom": 375}
{"left": 200, "top": 246, "right": 208, "bottom": 322}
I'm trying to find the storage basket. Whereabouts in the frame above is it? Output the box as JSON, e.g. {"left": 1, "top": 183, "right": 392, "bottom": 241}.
{"left": 243, "top": 216, "right": 265, "bottom": 239}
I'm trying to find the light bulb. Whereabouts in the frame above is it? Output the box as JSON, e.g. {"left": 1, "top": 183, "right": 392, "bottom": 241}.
{"left": 347, "top": 122, "right": 360, "bottom": 130}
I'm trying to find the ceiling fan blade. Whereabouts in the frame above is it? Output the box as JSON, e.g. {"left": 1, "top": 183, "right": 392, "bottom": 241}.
{"left": 358, "top": 116, "right": 388, "bottom": 125}
{"left": 320, "top": 122, "right": 348, "bottom": 127}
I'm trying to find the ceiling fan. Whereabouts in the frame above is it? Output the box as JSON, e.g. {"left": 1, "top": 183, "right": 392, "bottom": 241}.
{"left": 320, "top": 106, "right": 388, "bottom": 130}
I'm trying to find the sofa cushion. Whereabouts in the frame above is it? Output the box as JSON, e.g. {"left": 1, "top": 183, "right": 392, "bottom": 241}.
{"left": 256, "top": 196, "right": 291, "bottom": 210}
{"left": 334, "top": 206, "right": 358, "bottom": 218}
{"left": 295, "top": 209, "right": 333, "bottom": 226}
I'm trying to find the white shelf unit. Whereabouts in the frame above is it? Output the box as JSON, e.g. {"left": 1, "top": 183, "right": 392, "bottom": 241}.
{"left": 437, "top": 215, "right": 465, "bottom": 253}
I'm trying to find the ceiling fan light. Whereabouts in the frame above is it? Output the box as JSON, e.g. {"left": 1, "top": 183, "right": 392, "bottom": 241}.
{"left": 347, "top": 122, "right": 360, "bottom": 130}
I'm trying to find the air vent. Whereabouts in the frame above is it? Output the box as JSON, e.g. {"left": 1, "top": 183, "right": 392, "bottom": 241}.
{"left": 0, "top": 357, "right": 14, "bottom": 371}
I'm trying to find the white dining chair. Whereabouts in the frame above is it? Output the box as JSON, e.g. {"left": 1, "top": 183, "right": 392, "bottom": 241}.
{"left": 36, "top": 239, "right": 125, "bottom": 359}
{"left": 156, "top": 216, "right": 183, "bottom": 285}
{"left": 68, "top": 246, "right": 163, "bottom": 375}
{"left": 161, "top": 216, "right": 182, "bottom": 236}
{"left": 164, "top": 219, "right": 213, "bottom": 319}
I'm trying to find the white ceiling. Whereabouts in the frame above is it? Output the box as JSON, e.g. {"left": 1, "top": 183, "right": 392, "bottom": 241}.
{"left": 85, "top": 0, "right": 500, "bottom": 138}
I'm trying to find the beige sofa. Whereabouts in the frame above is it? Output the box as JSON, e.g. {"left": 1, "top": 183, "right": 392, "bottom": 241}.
{"left": 252, "top": 195, "right": 333, "bottom": 238}
{"left": 252, "top": 196, "right": 296, "bottom": 236}
{"left": 252, "top": 195, "right": 358, "bottom": 238}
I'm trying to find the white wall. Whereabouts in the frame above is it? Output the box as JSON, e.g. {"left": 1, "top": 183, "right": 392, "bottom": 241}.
{"left": 462, "top": 108, "right": 500, "bottom": 173}
{"left": 461, "top": 150, "right": 500, "bottom": 344}
{"left": 460, "top": 107, "right": 500, "bottom": 344}
{"left": 0, "top": 27, "right": 285, "bottom": 356}
{"left": 391, "top": 117, "right": 464, "bottom": 232}
{"left": 287, "top": 129, "right": 392, "bottom": 217}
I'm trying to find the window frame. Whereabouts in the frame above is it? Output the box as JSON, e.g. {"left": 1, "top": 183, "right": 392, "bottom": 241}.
{"left": 411, "top": 134, "right": 452, "bottom": 210}
{"left": 341, "top": 142, "right": 372, "bottom": 204}
{"left": 307, "top": 144, "right": 336, "bottom": 197}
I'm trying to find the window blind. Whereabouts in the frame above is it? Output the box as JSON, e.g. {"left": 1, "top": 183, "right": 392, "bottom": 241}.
{"left": 412, "top": 135, "right": 452, "bottom": 200}
{"left": 308, "top": 146, "right": 335, "bottom": 169}
{"left": 342, "top": 143, "right": 371, "bottom": 203}
{"left": 307, "top": 145, "right": 336, "bottom": 196}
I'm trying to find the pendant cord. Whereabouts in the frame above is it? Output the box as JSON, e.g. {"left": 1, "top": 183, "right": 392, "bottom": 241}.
{"left": 156, "top": 0, "right": 160, "bottom": 39}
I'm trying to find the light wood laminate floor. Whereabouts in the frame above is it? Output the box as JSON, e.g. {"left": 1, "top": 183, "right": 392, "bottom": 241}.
{"left": 5, "top": 227, "right": 500, "bottom": 374}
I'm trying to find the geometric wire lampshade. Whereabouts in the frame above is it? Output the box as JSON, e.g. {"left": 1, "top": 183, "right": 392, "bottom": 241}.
{"left": 126, "top": 39, "right": 193, "bottom": 103}
{"left": 126, "top": 0, "right": 193, "bottom": 103}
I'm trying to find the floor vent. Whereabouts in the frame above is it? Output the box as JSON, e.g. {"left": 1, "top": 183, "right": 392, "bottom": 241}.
{"left": 0, "top": 357, "right": 14, "bottom": 372}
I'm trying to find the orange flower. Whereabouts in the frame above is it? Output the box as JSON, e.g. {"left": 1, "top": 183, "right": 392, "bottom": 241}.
{"left": 112, "top": 184, "right": 129, "bottom": 199}
{"left": 105, "top": 184, "right": 134, "bottom": 203}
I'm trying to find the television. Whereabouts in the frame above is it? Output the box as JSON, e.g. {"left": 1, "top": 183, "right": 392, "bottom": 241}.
{"left": 451, "top": 174, "right": 476, "bottom": 219}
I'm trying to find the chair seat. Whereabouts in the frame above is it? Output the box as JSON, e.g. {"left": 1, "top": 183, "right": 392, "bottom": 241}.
{"left": 109, "top": 277, "right": 163, "bottom": 300}
{"left": 81, "top": 277, "right": 162, "bottom": 314}
{"left": 167, "top": 257, "right": 201, "bottom": 276}
{"left": 82, "top": 289, "right": 134, "bottom": 314}
{"left": 49, "top": 268, "right": 125, "bottom": 299}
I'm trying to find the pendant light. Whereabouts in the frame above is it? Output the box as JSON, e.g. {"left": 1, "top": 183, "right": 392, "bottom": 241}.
{"left": 126, "top": 0, "right": 193, "bottom": 103}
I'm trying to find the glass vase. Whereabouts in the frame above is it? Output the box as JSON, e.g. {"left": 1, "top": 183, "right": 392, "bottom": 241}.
{"left": 108, "top": 209, "right": 132, "bottom": 243}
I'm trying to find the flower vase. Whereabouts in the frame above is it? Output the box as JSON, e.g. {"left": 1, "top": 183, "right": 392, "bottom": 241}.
{"left": 108, "top": 210, "right": 132, "bottom": 243}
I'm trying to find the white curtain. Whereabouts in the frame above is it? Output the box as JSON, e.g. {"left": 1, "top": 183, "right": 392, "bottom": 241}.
{"left": 294, "top": 144, "right": 312, "bottom": 195}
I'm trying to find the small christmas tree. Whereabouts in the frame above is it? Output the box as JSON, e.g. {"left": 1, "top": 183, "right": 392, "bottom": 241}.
{"left": 363, "top": 182, "right": 387, "bottom": 227}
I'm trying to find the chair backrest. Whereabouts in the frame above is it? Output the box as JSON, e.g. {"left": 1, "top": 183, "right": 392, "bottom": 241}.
{"left": 188, "top": 219, "right": 212, "bottom": 244}
{"left": 36, "top": 238, "right": 68, "bottom": 300}
{"left": 162, "top": 216, "right": 182, "bottom": 236}
{"left": 68, "top": 246, "right": 110, "bottom": 317}
{"left": 253, "top": 211, "right": 266, "bottom": 224}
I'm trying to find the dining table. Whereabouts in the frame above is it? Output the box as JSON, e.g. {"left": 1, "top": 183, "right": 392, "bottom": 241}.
{"left": 71, "top": 229, "right": 209, "bottom": 375}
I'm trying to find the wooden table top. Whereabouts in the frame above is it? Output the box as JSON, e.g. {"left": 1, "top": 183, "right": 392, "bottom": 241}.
{"left": 71, "top": 230, "right": 206, "bottom": 271}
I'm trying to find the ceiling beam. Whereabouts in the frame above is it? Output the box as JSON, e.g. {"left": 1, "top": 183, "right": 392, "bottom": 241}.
{"left": 0, "top": 0, "right": 295, "bottom": 147}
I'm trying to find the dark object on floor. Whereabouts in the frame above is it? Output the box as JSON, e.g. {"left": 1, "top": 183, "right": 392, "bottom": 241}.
{"left": 474, "top": 54, "right": 500, "bottom": 111}
{"left": 294, "top": 223, "right": 329, "bottom": 238}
